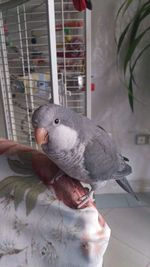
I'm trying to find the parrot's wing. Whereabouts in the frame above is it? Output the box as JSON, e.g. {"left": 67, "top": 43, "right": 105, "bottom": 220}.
{"left": 84, "top": 129, "right": 132, "bottom": 182}
{"left": 84, "top": 136, "right": 118, "bottom": 181}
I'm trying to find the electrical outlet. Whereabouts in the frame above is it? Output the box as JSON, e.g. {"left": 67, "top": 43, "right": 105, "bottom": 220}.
{"left": 135, "top": 134, "right": 148, "bottom": 145}
{"left": 147, "top": 135, "right": 150, "bottom": 145}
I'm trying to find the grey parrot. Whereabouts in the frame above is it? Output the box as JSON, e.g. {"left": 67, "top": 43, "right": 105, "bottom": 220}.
{"left": 32, "top": 103, "right": 138, "bottom": 207}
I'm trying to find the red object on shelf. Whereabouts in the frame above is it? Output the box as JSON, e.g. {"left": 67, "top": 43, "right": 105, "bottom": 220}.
{"left": 56, "top": 21, "right": 84, "bottom": 30}
{"left": 81, "top": 83, "right": 95, "bottom": 92}
{"left": 4, "top": 24, "right": 8, "bottom": 34}
{"left": 57, "top": 52, "right": 84, "bottom": 58}
{"left": 91, "top": 83, "right": 95, "bottom": 91}
{"left": 72, "top": 0, "right": 87, "bottom": 11}
{"left": 57, "top": 37, "right": 84, "bottom": 58}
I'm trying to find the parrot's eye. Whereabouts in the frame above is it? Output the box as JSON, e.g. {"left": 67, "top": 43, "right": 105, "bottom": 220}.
{"left": 54, "top": 118, "right": 60, "bottom": 125}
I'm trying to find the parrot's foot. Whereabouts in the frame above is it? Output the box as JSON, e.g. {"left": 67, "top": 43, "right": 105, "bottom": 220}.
{"left": 51, "top": 170, "right": 65, "bottom": 184}
{"left": 77, "top": 190, "right": 95, "bottom": 209}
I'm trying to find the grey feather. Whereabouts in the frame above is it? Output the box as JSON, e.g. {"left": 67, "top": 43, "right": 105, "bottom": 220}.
{"left": 84, "top": 128, "right": 132, "bottom": 180}
{"left": 84, "top": 136, "right": 119, "bottom": 181}
{"left": 32, "top": 103, "right": 137, "bottom": 200}
{"left": 83, "top": 129, "right": 137, "bottom": 199}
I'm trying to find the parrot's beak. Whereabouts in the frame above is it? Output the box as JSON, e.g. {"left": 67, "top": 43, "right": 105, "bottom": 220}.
{"left": 34, "top": 128, "right": 49, "bottom": 145}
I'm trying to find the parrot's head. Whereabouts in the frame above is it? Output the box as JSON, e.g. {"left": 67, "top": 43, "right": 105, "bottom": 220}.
{"left": 32, "top": 103, "right": 82, "bottom": 152}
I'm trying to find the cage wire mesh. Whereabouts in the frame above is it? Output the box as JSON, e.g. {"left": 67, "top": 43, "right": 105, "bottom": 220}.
{"left": 55, "top": 0, "right": 87, "bottom": 112}
{"left": 0, "top": 0, "right": 91, "bottom": 147}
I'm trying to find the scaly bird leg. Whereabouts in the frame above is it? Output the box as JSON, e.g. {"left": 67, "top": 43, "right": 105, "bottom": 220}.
{"left": 77, "top": 189, "right": 95, "bottom": 209}
{"left": 51, "top": 170, "right": 65, "bottom": 184}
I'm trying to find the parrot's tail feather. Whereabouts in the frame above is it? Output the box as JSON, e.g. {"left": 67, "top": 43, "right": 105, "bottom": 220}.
{"left": 116, "top": 177, "right": 139, "bottom": 201}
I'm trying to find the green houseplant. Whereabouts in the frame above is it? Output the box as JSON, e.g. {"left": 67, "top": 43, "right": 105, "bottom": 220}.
{"left": 116, "top": 0, "right": 150, "bottom": 111}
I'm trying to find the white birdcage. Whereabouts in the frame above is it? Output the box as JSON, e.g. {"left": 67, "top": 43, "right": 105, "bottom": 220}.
{"left": 0, "top": 0, "right": 91, "bottom": 147}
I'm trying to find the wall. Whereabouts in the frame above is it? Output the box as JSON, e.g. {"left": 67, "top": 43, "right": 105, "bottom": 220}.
{"left": 91, "top": 0, "right": 150, "bottom": 193}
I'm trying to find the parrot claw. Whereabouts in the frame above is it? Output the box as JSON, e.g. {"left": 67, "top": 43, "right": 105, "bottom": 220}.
{"left": 77, "top": 190, "right": 95, "bottom": 209}
{"left": 51, "top": 170, "right": 65, "bottom": 184}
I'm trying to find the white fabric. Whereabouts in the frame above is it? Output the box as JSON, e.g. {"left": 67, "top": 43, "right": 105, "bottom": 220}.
{"left": 0, "top": 140, "right": 111, "bottom": 267}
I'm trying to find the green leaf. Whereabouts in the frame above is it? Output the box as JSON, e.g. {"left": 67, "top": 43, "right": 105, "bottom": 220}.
{"left": 124, "top": 2, "right": 150, "bottom": 65}
{"left": 7, "top": 158, "right": 33, "bottom": 175}
{"left": 13, "top": 178, "right": 38, "bottom": 209}
{"left": 128, "top": 74, "right": 134, "bottom": 112}
{"left": 122, "top": 3, "right": 150, "bottom": 72}
{"left": 25, "top": 182, "right": 46, "bottom": 215}
{"left": 132, "top": 44, "right": 150, "bottom": 74}
{"left": 116, "top": 0, "right": 135, "bottom": 19}
{"left": 139, "top": 1, "right": 150, "bottom": 20}
{"left": 14, "top": 183, "right": 28, "bottom": 209}
{"left": 17, "top": 151, "right": 33, "bottom": 167}
{"left": 117, "top": 9, "right": 140, "bottom": 72}
{"left": 0, "top": 183, "right": 14, "bottom": 198}
{"left": 0, "top": 173, "right": 47, "bottom": 214}
{"left": 0, "top": 176, "right": 28, "bottom": 199}
{"left": 122, "top": 0, "right": 135, "bottom": 16}
{"left": 116, "top": 0, "right": 127, "bottom": 19}
{"left": 0, "top": 176, "right": 24, "bottom": 192}
{"left": 125, "top": 43, "right": 150, "bottom": 110}
{"left": 117, "top": 22, "right": 131, "bottom": 53}
{"left": 116, "top": 0, "right": 150, "bottom": 110}
{"left": 124, "top": 26, "right": 150, "bottom": 73}
{"left": 0, "top": 174, "right": 42, "bottom": 210}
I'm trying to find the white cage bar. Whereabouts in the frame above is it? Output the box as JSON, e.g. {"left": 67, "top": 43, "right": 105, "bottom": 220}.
{"left": 0, "top": 0, "right": 91, "bottom": 146}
